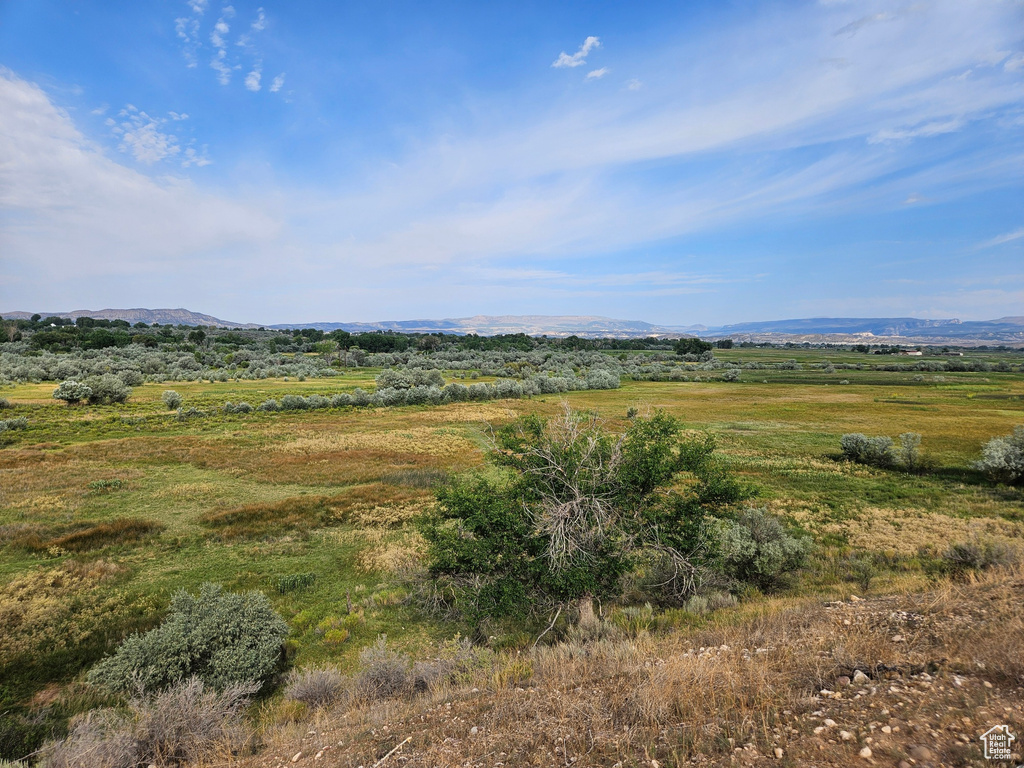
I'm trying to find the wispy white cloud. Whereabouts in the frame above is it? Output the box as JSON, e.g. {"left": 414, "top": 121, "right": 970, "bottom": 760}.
{"left": 833, "top": 11, "right": 894, "bottom": 37}
{"left": 978, "top": 227, "right": 1024, "bottom": 249}
{"left": 91, "top": 104, "right": 108, "bottom": 115}
{"left": 244, "top": 66, "right": 262, "bottom": 92}
{"left": 111, "top": 106, "right": 180, "bottom": 164}
{"left": 586, "top": 68, "right": 609, "bottom": 80}
{"left": 210, "top": 15, "right": 230, "bottom": 48}
{"left": 552, "top": 36, "right": 600, "bottom": 68}
{"left": 187, "top": 0, "right": 207, "bottom": 15}
{"left": 869, "top": 118, "right": 966, "bottom": 144}
{"left": 0, "top": 72, "right": 269, "bottom": 300}
{"left": 182, "top": 144, "right": 212, "bottom": 168}
{"left": 104, "top": 104, "right": 207, "bottom": 168}
{"left": 269, "top": 73, "right": 285, "bottom": 92}
{"left": 175, "top": 15, "right": 202, "bottom": 68}
{"left": 1005, "top": 53, "right": 1024, "bottom": 71}
{"left": 626, "top": 78, "right": 643, "bottom": 91}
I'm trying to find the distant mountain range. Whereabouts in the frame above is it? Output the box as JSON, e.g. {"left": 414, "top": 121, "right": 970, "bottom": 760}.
{"left": 3, "top": 308, "right": 1023, "bottom": 344}
{"left": 0, "top": 308, "right": 254, "bottom": 328}
{"left": 268, "top": 315, "right": 705, "bottom": 337}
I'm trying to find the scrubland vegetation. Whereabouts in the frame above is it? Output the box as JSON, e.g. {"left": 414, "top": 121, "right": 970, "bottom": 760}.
{"left": 0, "top": 317, "right": 1022, "bottom": 766}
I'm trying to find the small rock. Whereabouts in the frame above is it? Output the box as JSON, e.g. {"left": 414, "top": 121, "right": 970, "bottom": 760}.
{"left": 470, "top": 726, "right": 479, "bottom": 735}
{"left": 852, "top": 670, "right": 870, "bottom": 685}
{"left": 983, "top": 680, "right": 993, "bottom": 688}
{"left": 292, "top": 753, "right": 303, "bottom": 763}
{"left": 837, "top": 676, "right": 851, "bottom": 687}
{"left": 314, "top": 750, "right": 324, "bottom": 761}
{"left": 840, "top": 730, "right": 854, "bottom": 741}
{"left": 898, "top": 762, "right": 912, "bottom": 768}
{"left": 881, "top": 725, "right": 891, "bottom": 734}
{"left": 891, "top": 634, "right": 904, "bottom": 642}
{"left": 774, "top": 747, "right": 784, "bottom": 759}
{"left": 859, "top": 746, "right": 872, "bottom": 759}
{"left": 824, "top": 719, "right": 837, "bottom": 728}
{"left": 909, "top": 745, "right": 934, "bottom": 760}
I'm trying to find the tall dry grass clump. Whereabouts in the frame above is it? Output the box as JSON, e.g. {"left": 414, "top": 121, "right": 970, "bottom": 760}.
{"left": 41, "top": 678, "right": 257, "bottom": 768}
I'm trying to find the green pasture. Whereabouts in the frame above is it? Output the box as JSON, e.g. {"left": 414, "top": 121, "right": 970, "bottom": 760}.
{"left": 1, "top": 356, "right": 1022, "bottom": 716}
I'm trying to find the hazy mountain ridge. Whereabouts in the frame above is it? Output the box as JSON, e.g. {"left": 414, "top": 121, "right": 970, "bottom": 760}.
{"left": 3, "top": 309, "right": 1023, "bottom": 343}
{"left": 268, "top": 314, "right": 693, "bottom": 337}
{"left": 1, "top": 308, "right": 256, "bottom": 328}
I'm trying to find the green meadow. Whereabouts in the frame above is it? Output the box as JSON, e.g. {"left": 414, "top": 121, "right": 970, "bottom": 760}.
{"left": 1, "top": 346, "right": 1022, "bottom": 744}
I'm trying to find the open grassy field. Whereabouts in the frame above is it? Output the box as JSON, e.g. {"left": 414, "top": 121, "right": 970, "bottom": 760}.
{"left": 1, "top": 348, "right": 1022, "bottom": 762}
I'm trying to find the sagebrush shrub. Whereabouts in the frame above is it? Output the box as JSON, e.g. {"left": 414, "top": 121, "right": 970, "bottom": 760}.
{"left": 283, "top": 667, "right": 346, "bottom": 709}
{"left": 161, "top": 390, "right": 182, "bottom": 410}
{"left": 840, "top": 433, "right": 895, "bottom": 467}
{"left": 942, "top": 537, "right": 1016, "bottom": 577}
{"left": 0, "top": 417, "right": 27, "bottom": 432}
{"left": 720, "top": 508, "right": 811, "bottom": 592}
{"left": 975, "top": 425, "right": 1024, "bottom": 485}
{"left": 84, "top": 374, "right": 131, "bottom": 405}
{"left": 896, "top": 432, "right": 923, "bottom": 472}
{"left": 52, "top": 380, "right": 92, "bottom": 405}
{"left": 87, "top": 583, "right": 288, "bottom": 693}
{"left": 42, "top": 678, "right": 256, "bottom": 768}
{"left": 355, "top": 637, "right": 412, "bottom": 701}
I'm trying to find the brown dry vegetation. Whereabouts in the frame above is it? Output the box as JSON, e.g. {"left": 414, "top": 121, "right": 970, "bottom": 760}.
{"left": 245, "top": 566, "right": 1024, "bottom": 768}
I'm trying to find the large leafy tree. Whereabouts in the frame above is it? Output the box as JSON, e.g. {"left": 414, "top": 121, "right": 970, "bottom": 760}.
{"left": 420, "top": 405, "right": 747, "bottom": 619}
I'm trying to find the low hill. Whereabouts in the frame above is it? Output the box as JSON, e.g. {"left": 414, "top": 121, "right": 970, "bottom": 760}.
{"left": 0, "top": 308, "right": 254, "bottom": 328}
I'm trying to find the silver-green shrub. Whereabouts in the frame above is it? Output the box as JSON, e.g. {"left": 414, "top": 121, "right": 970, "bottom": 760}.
{"left": 720, "top": 509, "right": 811, "bottom": 592}
{"left": 0, "top": 416, "right": 28, "bottom": 432}
{"left": 84, "top": 374, "right": 131, "bottom": 405}
{"left": 840, "top": 433, "right": 895, "bottom": 467}
{"left": 52, "top": 380, "right": 93, "bottom": 405}
{"left": 975, "top": 425, "right": 1024, "bottom": 485}
{"left": 161, "top": 390, "right": 182, "bottom": 410}
{"left": 896, "top": 432, "right": 923, "bottom": 472}
{"left": 87, "top": 583, "right": 288, "bottom": 693}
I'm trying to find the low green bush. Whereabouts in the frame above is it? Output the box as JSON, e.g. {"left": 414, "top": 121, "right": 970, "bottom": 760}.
{"left": 161, "top": 390, "right": 182, "bottom": 410}
{"left": 87, "top": 584, "right": 288, "bottom": 693}
{"left": 840, "top": 433, "right": 894, "bottom": 467}
{"left": 84, "top": 374, "right": 131, "bottom": 405}
{"left": 719, "top": 508, "right": 811, "bottom": 592}
{"left": 52, "top": 380, "right": 92, "bottom": 405}
{"left": 975, "top": 425, "right": 1024, "bottom": 485}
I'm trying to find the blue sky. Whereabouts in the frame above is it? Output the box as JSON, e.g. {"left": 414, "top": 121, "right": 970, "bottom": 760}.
{"left": 0, "top": 0, "right": 1021, "bottom": 326}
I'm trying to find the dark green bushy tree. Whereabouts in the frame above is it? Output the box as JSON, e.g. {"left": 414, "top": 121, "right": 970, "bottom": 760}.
{"left": 419, "top": 406, "right": 747, "bottom": 618}
{"left": 673, "top": 337, "right": 713, "bottom": 356}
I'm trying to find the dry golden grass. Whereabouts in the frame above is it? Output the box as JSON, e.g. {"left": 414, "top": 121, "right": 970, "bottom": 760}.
{"left": 809, "top": 507, "right": 1024, "bottom": 554}
{"left": 243, "top": 567, "right": 1024, "bottom": 768}
{"left": 272, "top": 426, "right": 474, "bottom": 458}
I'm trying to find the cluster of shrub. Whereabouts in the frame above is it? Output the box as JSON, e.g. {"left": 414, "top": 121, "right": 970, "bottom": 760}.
{"left": 51, "top": 375, "right": 133, "bottom": 406}
{"left": 5, "top": 320, "right": 1020, "bottom": 387}
{"left": 154, "top": 368, "right": 622, "bottom": 422}
{"left": 840, "top": 432, "right": 925, "bottom": 472}
{"left": 840, "top": 426, "right": 1024, "bottom": 486}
